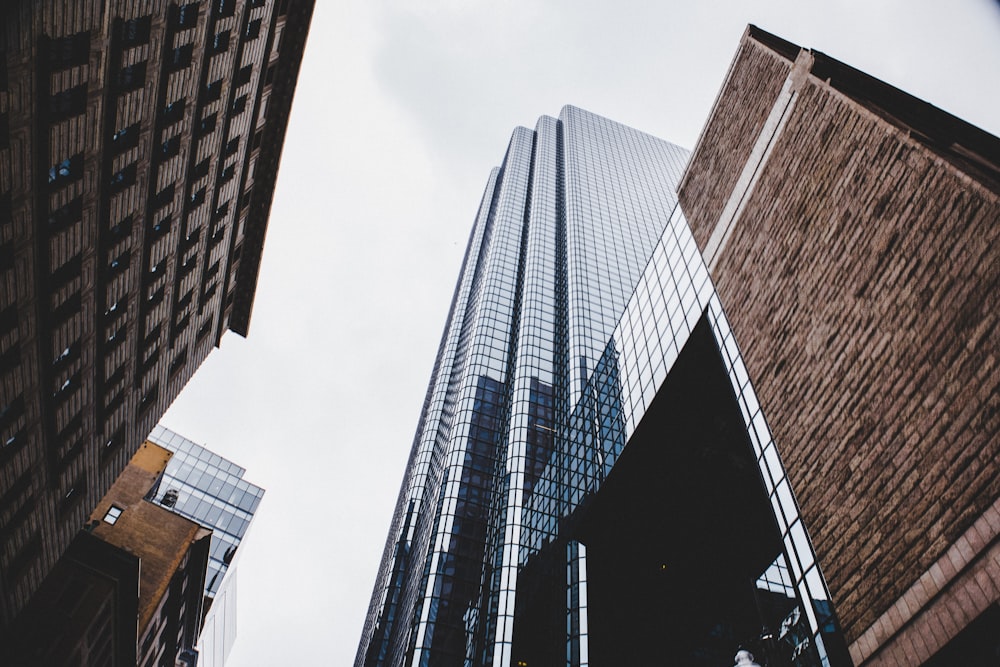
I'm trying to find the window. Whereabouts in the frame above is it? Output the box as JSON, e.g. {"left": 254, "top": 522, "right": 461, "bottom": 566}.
{"left": 109, "top": 163, "right": 137, "bottom": 193}
{"left": 220, "top": 164, "right": 236, "bottom": 183}
{"left": 211, "top": 30, "right": 231, "bottom": 55}
{"left": 244, "top": 18, "right": 262, "bottom": 41}
{"left": 234, "top": 65, "right": 252, "bottom": 86}
{"left": 189, "top": 187, "right": 206, "bottom": 207}
{"left": 231, "top": 94, "right": 247, "bottom": 115}
{"left": 198, "top": 112, "right": 217, "bottom": 137}
{"left": 193, "top": 158, "right": 210, "bottom": 179}
{"left": 159, "top": 135, "right": 181, "bottom": 160}
{"left": 173, "top": 3, "right": 200, "bottom": 29}
{"left": 167, "top": 44, "right": 193, "bottom": 71}
{"left": 107, "top": 250, "right": 130, "bottom": 277}
{"left": 120, "top": 16, "right": 152, "bottom": 46}
{"left": 160, "top": 98, "right": 186, "bottom": 127}
{"left": 151, "top": 216, "right": 172, "bottom": 237}
{"left": 103, "top": 505, "right": 123, "bottom": 525}
{"left": 47, "top": 154, "right": 84, "bottom": 188}
{"left": 214, "top": 0, "right": 236, "bottom": 19}
{"left": 111, "top": 123, "right": 141, "bottom": 153}
{"left": 47, "top": 85, "right": 87, "bottom": 122}
{"left": 224, "top": 137, "right": 239, "bottom": 157}
{"left": 117, "top": 62, "right": 147, "bottom": 92}
{"left": 152, "top": 184, "right": 175, "bottom": 209}
{"left": 45, "top": 32, "right": 90, "bottom": 71}
{"left": 204, "top": 79, "right": 223, "bottom": 103}
{"left": 110, "top": 216, "right": 133, "bottom": 240}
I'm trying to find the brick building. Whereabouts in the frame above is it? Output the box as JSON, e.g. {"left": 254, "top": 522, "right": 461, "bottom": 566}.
{"left": 679, "top": 25, "right": 1000, "bottom": 666}
{"left": 0, "top": 0, "right": 313, "bottom": 628}
{"left": 1, "top": 441, "right": 212, "bottom": 666}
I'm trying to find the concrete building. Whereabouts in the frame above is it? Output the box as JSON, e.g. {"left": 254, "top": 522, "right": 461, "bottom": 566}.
{"left": 1, "top": 441, "right": 211, "bottom": 666}
{"left": 0, "top": 0, "right": 313, "bottom": 627}
{"left": 358, "top": 26, "right": 998, "bottom": 667}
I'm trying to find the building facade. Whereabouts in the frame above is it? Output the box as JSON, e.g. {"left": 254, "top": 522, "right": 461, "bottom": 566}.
{"left": 147, "top": 424, "right": 265, "bottom": 667}
{"left": 1, "top": 441, "right": 212, "bottom": 667}
{"left": 678, "top": 26, "right": 1000, "bottom": 666}
{"left": 357, "top": 104, "right": 847, "bottom": 667}
{"left": 358, "top": 28, "right": 998, "bottom": 667}
{"left": 0, "top": 0, "right": 313, "bottom": 627}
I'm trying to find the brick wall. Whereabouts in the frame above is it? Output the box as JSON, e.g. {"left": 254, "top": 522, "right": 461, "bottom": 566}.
{"left": 680, "top": 43, "right": 1000, "bottom": 650}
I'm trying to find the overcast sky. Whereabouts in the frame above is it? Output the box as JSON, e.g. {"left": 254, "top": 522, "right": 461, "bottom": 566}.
{"left": 160, "top": 1, "right": 1000, "bottom": 663}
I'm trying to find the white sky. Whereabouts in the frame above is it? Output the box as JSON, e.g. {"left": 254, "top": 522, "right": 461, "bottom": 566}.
{"left": 160, "top": 1, "right": 1000, "bottom": 663}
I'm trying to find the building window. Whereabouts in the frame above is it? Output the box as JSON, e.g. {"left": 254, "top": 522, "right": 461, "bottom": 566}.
{"left": 151, "top": 215, "right": 172, "bottom": 237}
{"left": 244, "top": 18, "right": 262, "bottom": 41}
{"left": 231, "top": 94, "right": 248, "bottom": 115}
{"left": 204, "top": 79, "right": 223, "bottom": 103}
{"left": 152, "top": 184, "right": 175, "bottom": 209}
{"left": 159, "top": 135, "right": 181, "bottom": 160}
{"left": 219, "top": 164, "right": 236, "bottom": 183}
{"left": 211, "top": 30, "right": 231, "bottom": 55}
{"left": 167, "top": 44, "right": 193, "bottom": 72}
{"left": 45, "top": 32, "right": 90, "bottom": 71}
{"left": 193, "top": 158, "right": 210, "bottom": 179}
{"left": 47, "top": 85, "right": 88, "bottom": 122}
{"left": 111, "top": 123, "right": 141, "bottom": 153}
{"left": 173, "top": 3, "right": 201, "bottom": 30}
{"left": 189, "top": 187, "right": 206, "bottom": 207}
{"left": 109, "top": 163, "right": 137, "bottom": 193}
{"left": 107, "top": 250, "right": 130, "bottom": 277}
{"left": 234, "top": 65, "right": 252, "bottom": 86}
{"left": 224, "top": 137, "right": 239, "bottom": 157}
{"left": 213, "top": 0, "right": 236, "bottom": 19}
{"left": 47, "top": 154, "right": 83, "bottom": 188}
{"left": 103, "top": 505, "right": 124, "bottom": 525}
{"left": 160, "top": 98, "right": 186, "bottom": 127}
{"left": 121, "top": 16, "right": 152, "bottom": 47}
{"left": 117, "top": 62, "right": 147, "bottom": 92}
{"left": 198, "top": 113, "right": 217, "bottom": 137}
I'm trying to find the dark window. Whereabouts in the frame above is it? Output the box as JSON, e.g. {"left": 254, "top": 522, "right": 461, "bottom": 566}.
{"left": 172, "top": 3, "right": 201, "bottom": 29}
{"left": 214, "top": 0, "right": 236, "bottom": 19}
{"left": 139, "top": 385, "right": 159, "bottom": 413}
{"left": 121, "top": 16, "right": 152, "bottom": 46}
{"left": 52, "top": 371, "right": 80, "bottom": 402}
{"left": 265, "top": 64, "right": 276, "bottom": 85}
{"left": 234, "top": 65, "right": 252, "bottom": 86}
{"left": 59, "top": 477, "right": 87, "bottom": 514}
{"left": 105, "top": 323, "right": 127, "bottom": 349}
{"left": 117, "top": 62, "right": 147, "bottom": 92}
{"left": 160, "top": 135, "right": 181, "bottom": 160}
{"left": 151, "top": 215, "right": 171, "bottom": 237}
{"left": 189, "top": 188, "right": 206, "bottom": 207}
{"left": 211, "top": 30, "right": 231, "bottom": 54}
{"left": 0, "top": 344, "right": 20, "bottom": 375}
{"left": 231, "top": 94, "right": 248, "bottom": 115}
{"left": 204, "top": 79, "right": 223, "bottom": 102}
{"left": 48, "top": 196, "right": 83, "bottom": 233}
{"left": 176, "top": 290, "right": 194, "bottom": 311}
{"left": 196, "top": 317, "right": 213, "bottom": 342}
{"left": 45, "top": 32, "right": 90, "bottom": 71}
{"left": 103, "top": 296, "right": 128, "bottom": 322}
{"left": 0, "top": 303, "right": 18, "bottom": 338}
{"left": 110, "top": 215, "right": 133, "bottom": 241}
{"left": 224, "top": 137, "right": 240, "bottom": 157}
{"left": 47, "top": 154, "right": 84, "bottom": 189}
{"left": 106, "top": 250, "right": 130, "bottom": 277}
{"left": 0, "top": 395, "right": 25, "bottom": 432}
{"left": 220, "top": 164, "right": 235, "bottom": 183}
{"left": 202, "top": 282, "right": 218, "bottom": 301}
{"left": 204, "top": 260, "right": 220, "bottom": 281}
{"left": 179, "top": 256, "right": 198, "bottom": 277}
{"left": 167, "top": 44, "right": 193, "bottom": 71}
{"left": 175, "top": 312, "right": 192, "bottom": 335}
{"left": 198, "top": 113, "right": 217, "bottom": 136}
{"left": 182, "top": 227, "right": 201, "bottom": 248}
{"left": 47, "top": 84, "right": 87, "bottom": 122}
{"left": 152, "top": 184, "right": 175, "bottom": 209}
{"left": 111, "top": 123, "right": 141, "bottom": 153}
{"left": 146, "top": 285, "right": 165, "bottom": 307}
{"left": 109, "top": 163, "right": 137, "bottom": 193}
{"left": 193, "top": 158, "right": 210, "bottom": 179}
{"left": 52, "top": 343, "right": 79, "bottom": 371}
{"left": 51, "top": 292, "right": 81, "bottom": 325}
{"left": 160, "top": 98, "right": 186, "bottom": 126}
{"left": 244, "top": 18, "right": 262, "bottom": 41}
{"left": 214, "top": 201, "right": 230, "bottom": 221}
{"left": 50, "top": 254, "right": 82, "bottom": 289}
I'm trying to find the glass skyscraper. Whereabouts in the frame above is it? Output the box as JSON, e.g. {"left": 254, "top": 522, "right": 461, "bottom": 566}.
{"left": 146, "top": 425, "right": 264, "bottom": 667}
{"left": 357, "top": 106, "right": 847, "bottom": 667}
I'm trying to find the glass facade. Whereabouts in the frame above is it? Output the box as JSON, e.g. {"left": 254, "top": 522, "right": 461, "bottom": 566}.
{"left": 146, "top": 425, "right": 264, "bottom": 667}
{"left": 357, "top": 106, "right": 847, "bottom": 667}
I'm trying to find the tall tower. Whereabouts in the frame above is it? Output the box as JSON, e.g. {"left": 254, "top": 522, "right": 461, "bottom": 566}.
{"left": 357, "top": 105, "right": 847, "bottom": 667}
{"left": 0, "top": 0, "right": 313, "bottom": 628}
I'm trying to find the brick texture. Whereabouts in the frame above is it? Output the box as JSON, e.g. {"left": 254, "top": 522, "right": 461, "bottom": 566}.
{"left": 680, "top": 45, "right": 1000, "bottom": 648}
